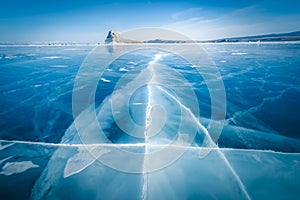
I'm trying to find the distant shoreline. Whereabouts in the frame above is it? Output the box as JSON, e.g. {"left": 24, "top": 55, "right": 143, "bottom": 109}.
{"left": 1, "top": 41, "right": 300, "bottom": 47}
{"left": 1, "top": 30, "right": 299, "bottom": 46}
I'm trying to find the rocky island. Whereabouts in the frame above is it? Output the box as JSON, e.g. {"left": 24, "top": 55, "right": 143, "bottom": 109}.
{"left": 105, "top": 30, "right": 142, "bottom": 44}
{"left": 104, "top": 30, "right": 300, "bottom": 44}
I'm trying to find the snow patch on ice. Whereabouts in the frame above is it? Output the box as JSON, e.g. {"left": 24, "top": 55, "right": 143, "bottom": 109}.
{"left": 4, "top": 55, "right": 19, "bottom": 59}
{"left": 43, "top": 56, "right": 62, "bottom": 59}
{"left": 119, "top": 67, "right": 128, "bottom": 72}
{"left": 101, "top": 77, "right": 111, "bottom": 83}
{"left": 0, "top": 161, "right": 39, "bottom": 176}
{"left": 231, "top": 52, "right": 248, "bottom": 55}
{"left": 42, "top": 56, "right": 71, "bottom": 59}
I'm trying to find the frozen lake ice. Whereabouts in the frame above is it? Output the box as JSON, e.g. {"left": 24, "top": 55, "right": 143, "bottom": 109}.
{"left": 0, "top": 43, "right": 300, "bottom": 199}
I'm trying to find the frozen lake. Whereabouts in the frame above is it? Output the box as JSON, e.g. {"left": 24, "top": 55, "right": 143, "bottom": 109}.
{"left": 0, "top": 43, "right": 300, "bottom": 199}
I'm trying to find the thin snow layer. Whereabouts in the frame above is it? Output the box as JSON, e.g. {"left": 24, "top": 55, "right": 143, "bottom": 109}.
{"left": 64, "top": 146, "right": 111, "bottom": 177}
{"left": 0, "top": 161, "right": 39, "bottom": 176}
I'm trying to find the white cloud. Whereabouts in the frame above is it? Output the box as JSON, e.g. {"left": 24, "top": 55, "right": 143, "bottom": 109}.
{"left": 171, "top": 7, "right": 202, "bottom": 20}
{"left": 163, "top": 5, "right": 300, "bottom": 41}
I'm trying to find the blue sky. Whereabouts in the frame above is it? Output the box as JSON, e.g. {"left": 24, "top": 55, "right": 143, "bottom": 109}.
{"left": 0, "top": 0, "right": 299, "bottom": 43}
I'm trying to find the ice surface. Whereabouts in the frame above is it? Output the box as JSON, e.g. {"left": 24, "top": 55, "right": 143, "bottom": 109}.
{"left": 0, "top": 43, "right": 300, "bottom": 199}
{"left": 0, "top": 141, "right": 299, "bottom": 199}
{"left": 0, "top": 143, "right": 14, "bottom": 151}
{"left": 30, "top": 45, "right": 300, "bottom": 199}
